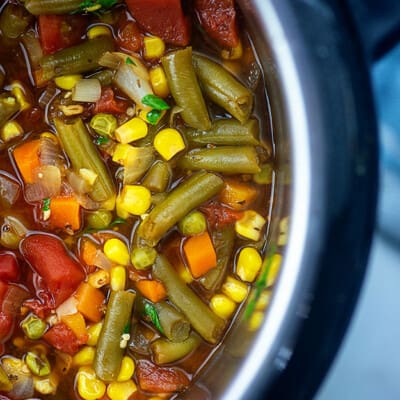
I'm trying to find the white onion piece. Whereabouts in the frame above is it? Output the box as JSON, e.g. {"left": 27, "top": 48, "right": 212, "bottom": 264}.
{"left": 72, "top": 78, "right": 101, "bottom": 103}
{"left": 75, "top": 193, "right": 101, "bottom": 210}
{"left": 113, "top": 52, "right": 150, "bottom": 80}
{"left": 25, "top": 165, "right": 61, "bottom": 201}
{"left": 0, "top": 172, "right": 20, "bottom": 207}
{"left": 114, "top": 63, "right": 153, "bottom": 110}
{"left": 93, "top": 249, "right": 113, "bottom": 270}
{"left": 66, "top": 170, "right": 91, "bottom": 195}
{"left": 56, "top": 296, "right": 78, "bottom": 319}
{"left": 39, "top": 135, "right": 60, "bottom": 166}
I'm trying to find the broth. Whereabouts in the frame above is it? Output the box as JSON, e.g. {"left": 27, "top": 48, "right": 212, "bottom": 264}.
{"left": 0, "top": 1, "right": 279, "bottom": 399}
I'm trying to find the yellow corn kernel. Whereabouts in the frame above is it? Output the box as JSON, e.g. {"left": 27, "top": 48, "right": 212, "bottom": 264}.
{"left": 54, "top": 74, "right": 82, "bottom": 90}
{"left": 73, "top": 346, "right": 96, "bottom": 366}
{"left": 266, "top": 254, "right": 282, "bottom": 287}
{"left": 117, "top": 356, "right": 135, "bottom": 382}
{"left": 117, "top": 185, "right": 151, "bottom": 216}
{"left": 114, "top": 117, "right": 148, "bottom": 144}
{"left": 248, "top": 310, "right": 264, "bottom": 332}
{"left": 116, "top": 194, "right": 130, "bottom": 219}
{"left": 87, "top": 322, "right": 103, "bottom": 346}
{"left": 77, "top": 366, "right": 106, "bottom": 400}
{"left": 10, "top": 81, "right": 30, "bottom": 110}
{"left": 210, "top": 294, "right": 236, "bottom": 319}
{"left": 236, "top": 247, "right": 262, "bottom": 282}
{"left": 255, "top": 289, "right": 272, "bottom": 311}
{"left": 149, "top": 66, "right": 169, "bottom": 98}
{"left": 88, "top": 269, "right": 110, "bottom": 288}
{"left": 1, "top": 120, "right": 23, "bottom": 142}
{"left": 110, "top": 266, "right": 126, "bottom": 291}
{"left": 222, "top": 276, "right": 248, "bottom": 303}
{"left": 143, "top": 36, "right": 165, "bottom": 59}
{"left": 87, "top": 25, "right": 112, "bottom": 40}
{"left": 221, "top": 40, "right": 243, "bottom": 60}
{"left": 154, "top": 128, "right": 185, "bottom": 160}
{"left": 107, "top": 380, "right": 137, "bottom": 400}
{"left": 112, "top": 143, "right": 135, "bottom": 165}
{"left": 33, "top": 375, "right": 57, "bottom": 395}
{"left": 104, "top": 238, "right": 130, "bottom": 265}
{"left": 101, "top": 194, "right": 116, "bottom": 211}
{"left": 235, "top": 210, "right": 266, "bottom": 241}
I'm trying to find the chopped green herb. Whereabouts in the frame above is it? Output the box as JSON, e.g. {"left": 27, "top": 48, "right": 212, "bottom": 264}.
{"left": 42, "top": 198, "right": 51, "bottom": 212}
{"left": 125, "top": 57, "right": 136, "bottom": 66}
{"left": 123, "top": 322, "right": 130, "bottom": 335}
{"left": 78, "top": 0, "right": 117, "bottom": 12}
{"left": 146, "top": 109, "right": 162, "bottom": 125}
{"left": 144, "top": 302, "right": 164, "bottom": 334}
{"left": 95, "top": 136, "right": 110, "bottom": 145}
{"left": 109, "top": 217, "right": 127, "bottom": 227}
{"left": 142, "top": 94, "right": 170, "bottom": 111}
{"left": 244, "top": 244, "right": 277, "bottom": 320}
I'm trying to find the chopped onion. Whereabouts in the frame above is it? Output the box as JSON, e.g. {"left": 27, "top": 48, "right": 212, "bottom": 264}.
{"left": 25, "top": 165, "right": 61, "bottom": 202}
{"left": 75, "top": 193, "right": 101, "bottom": 210}
{"left": 56, "top": 296, "right": 78, "bottom": 319}
{"left": 38, "top": 83, "right": 58, "bottom": 110}
{"left": 39, "top": 135, "right": 61, "bottom": 166}
{"left": 66, "top": 170, "right": 91, "bottom": 195}
{"left": 0, "top": 172, "right": 20, "bottom": 207}
{"left": 93, "top": 249, "right": 113, "bottom": 270}
{"left": 0, "top": 215, "right": 28, "bottom": 249}
{"left": 72, "top": 78, "right": 101, "bottom": 103}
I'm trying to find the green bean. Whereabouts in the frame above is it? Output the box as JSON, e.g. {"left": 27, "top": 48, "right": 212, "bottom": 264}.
{"left": 89, "top": 69, "right": 115, "bottom": 86}
{"left": 24, "top": 0, "right": 86, "bottom": 15}
{"left": 142, "top": 161, "right": 171, "bottom": 193}
{"left": 137, "top": 171, "right": 224, "bottom": 246}
{"left": 178, "top": 146, "right": 260, "bottom": 175}
{"left": 200, "top": 226, "right": 235, "bottom": 291}
{"left": 253, "top": 163, "right": 274, "bottom": 184}
{"left": 185, "top": 118, "right": 259, "bottom": 146}
{"left": 152, "top": 255, "right": 225, "bottom": 344}
{"left": 38, "top": 37, "right": 114, "bottom": 83}
{"left": 137, "top": 297, "right": 191, "bottom": 342}
{"left": 94, "top": 290, "right": 135, "bottom": 382}
{"left": 162, "top": 47, "right": 211, "bottom": 130}
{"left": 193, "top": 54, "right": 253, "bottom": 123}
{"left": 151, "top": 333, "right": 201, "bottom": 365}
{"left": 54, "top": 118, "right": 115, "bottom": 203}
{"left": 0, "top": 95, "right": 19, "bottom": 128}
{"left": 0, "top": 4, "right": 32, "bottom": 40}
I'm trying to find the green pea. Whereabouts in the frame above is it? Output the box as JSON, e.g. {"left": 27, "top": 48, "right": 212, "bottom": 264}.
{"left": 25, "top": 352, "right": 51, "bottom": 377}
{"left": 131, "top": 247, "right": 157, "bottom": 270}
{"left": 21, "top": 314, "right": 47, "bottom": 339}
{"left": 178, "top": 211, "right": 207, "bottom": 236}
{"left": 86, "top": 210, "right": 113, "bottom": 230}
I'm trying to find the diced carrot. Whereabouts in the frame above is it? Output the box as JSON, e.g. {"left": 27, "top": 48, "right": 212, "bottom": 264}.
{"left": 74, "top": 282, "right": 105, "bottom": 323}
{"left": 13, "top": 139, "right": 41, "bottom": 184}
{"left": 183, "top": 231, "right": 217, "bottom": 278}
{"left": 136, "top": 279, "right": 167, "bottom": 303}
{"left": 61, "top": 312, "right": 88, "bottom": 344}
{"left": 49, "top": 196, "right": 81, "bottom": 231}
{"left": 80, "top": 239, "right": 99, "bottom": 267}
{"left": 219, "top": 179, "right": 258, "bottom": 210}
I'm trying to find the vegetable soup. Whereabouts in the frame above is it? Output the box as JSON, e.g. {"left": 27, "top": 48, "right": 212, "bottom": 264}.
{"left": 0, "top": 0, "right": 283, "bottom": 399}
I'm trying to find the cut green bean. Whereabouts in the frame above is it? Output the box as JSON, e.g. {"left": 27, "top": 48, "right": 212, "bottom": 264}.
{"left": 151, "top": 333, "right": 201, "bottom": 365}
{"left": 253, "top": 163, "right": 274, "bottom": 184}
{"left": 89, "top": 69, "right": 115, "bottom": 86}
{"left": 94, "top": 290, "right": 135, "bottom": 382}
{"left": 162, "top": 47, "right": 211, "bottom": 130}
{"left": 193, "top": 54, "right": 253, "bottom": 123}
{"left": 142, "top": 161, "right": 171, "bottom": 193}
{"left": 0, "top": 4, "right": 32, "bottom": 40}
{"left": 185, "top": 118, "right": 259, "bottom": 146}
{"left": 0, "top": 95, "right": 19, "bottom": 128}
{"left": 137, "top": 171, "right": 224, "bottom": 246}
{"left": 178, "top": 146, "right": 260, "bottom": 175}
{"left": 54, "top": 118, "right": 115, "bottom": 203}
{"left": 38, "top": 37, "right": 114, "bottom": 83}
{"left": 24, "top": 0, "right": 109, "bottom": 15}
{"left": 152, "top": 255, "right": 225, "bottom": 344}
{"left": 200, "top": 226, "right": 235, "bottom": 291}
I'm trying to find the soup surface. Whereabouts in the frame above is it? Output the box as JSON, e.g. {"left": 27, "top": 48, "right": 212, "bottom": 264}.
{"left": 0, "top": 1, "right": 279, "bottom": 399}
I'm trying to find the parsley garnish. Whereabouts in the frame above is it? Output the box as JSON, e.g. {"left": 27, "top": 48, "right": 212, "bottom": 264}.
{"left": 244, "top": 244, "right": 277, "bottom": 320}
{"left": 95, "top": 136, "right": 109, "bottom": 145}
{"left": 78, "top": 0, "right": 117, "bottom": 13}
{"left": 142, "top": 94, "right": 170, "bottom": 111}
{"left": 109, "top": 217, "right": 127, "bottom": 227}
{"left": 125, "top": 57, "right": 137, "bottom": 66}
{"left": 146, "top": 109, "right": 162, "bottom": 125}
{"left": 144, "top": 302, "right": 164, "bottom": 334}
{"left": 42, "top": 198, "right": 51, "bottom": 212}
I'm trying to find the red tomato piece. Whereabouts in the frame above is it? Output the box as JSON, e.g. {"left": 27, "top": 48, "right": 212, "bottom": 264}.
{"left": 136, "top": 359, "right": 190, "bottom": 393}
{"left": 94, "top": 87, "right": 129, "bottom": 114}
{"left": 20, "top": 234, "right": 85, "bottom": 310}
{"left": 194, "top": 0, "right": 239, "bottom": 48}
{"left": 125, "top": 0, "right": 191, "bottom": 46}
{"left": 117, "top": 20, "right": 143, "bottom": 52}
{"left": 38, "top": 15, "right": 87, "bottom": 55}
{"left": 0, "top": 252, "right": 20, "bottom": 282}
{"left": 201, "top": 202, "right": 244, "bottom": 228}
{"left": 43, "top": 322, "right": 82, "bottom": 355}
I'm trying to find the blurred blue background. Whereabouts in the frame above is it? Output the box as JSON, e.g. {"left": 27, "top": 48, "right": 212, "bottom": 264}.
{"left": 316, "top": 43, "right": 400, "bottom": 399}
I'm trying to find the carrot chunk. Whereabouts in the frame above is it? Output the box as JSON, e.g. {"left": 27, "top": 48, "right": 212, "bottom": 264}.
{"left": 13, "top": 139, "right": 41, "bottom": 184}
{"left": 136, "top": 279, "right": 167, "bottom": 303}
{"left": 49, "top": 196, "right": 81, "bottom": 231}
{"left": 75, "top": 282, "right": 105, "bottom": 323}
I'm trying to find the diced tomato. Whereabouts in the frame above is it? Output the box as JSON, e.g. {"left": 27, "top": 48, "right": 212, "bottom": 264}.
{"left": 125, "top": 0, "right": 191, "bottom": 46}
{"left": 117, "top": 20, "right": 143, "bottom": 52}
{"left": 0, "top": 252, "right": 20, "bottom": 282}
{"left": 43, "top": 322, "right": 83, "bottom": 355}
{"left": 38, "top": 15, "right": 87, "bottom": 55}
{"left": 94, "top": 87, "right": 129, "bottom": 114}
{"left": 201, "top": 202, "right": 244, "bottom": 228}
{"left": 194, "top": 0, "right": 239, "bottom": 48}
{"left": 20, "top": 234, "right": 85, "bottom": 310}
{"left": 136, "top": 359, "right": 190, "bottom": 393}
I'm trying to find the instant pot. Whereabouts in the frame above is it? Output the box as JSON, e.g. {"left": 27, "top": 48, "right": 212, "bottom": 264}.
{"left": 182, "top": 1, "right": 400, "bottom": 398}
